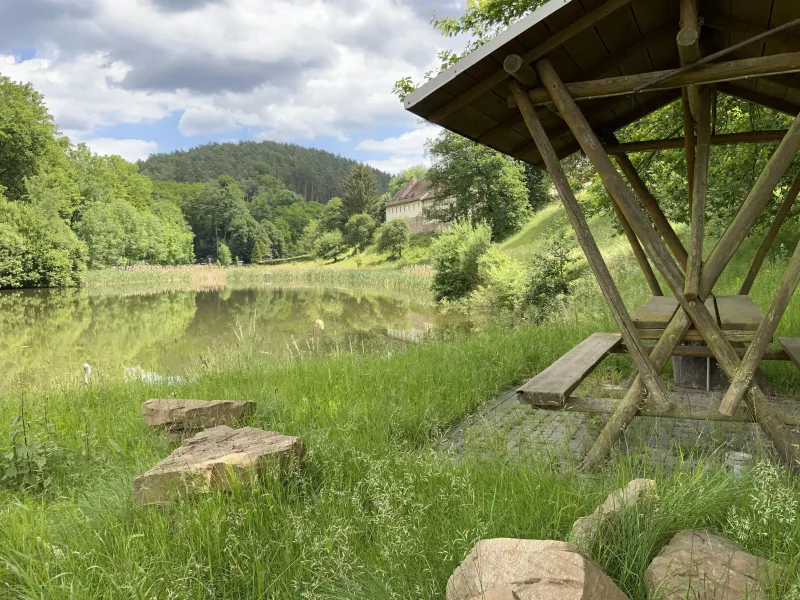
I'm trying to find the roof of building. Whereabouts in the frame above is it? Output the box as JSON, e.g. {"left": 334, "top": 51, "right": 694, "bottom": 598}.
{"left": 403, "top": 0, "right": 800, "bottom": 167}
{"left": 385, "top": 178, "right": 439, "bottom": 207}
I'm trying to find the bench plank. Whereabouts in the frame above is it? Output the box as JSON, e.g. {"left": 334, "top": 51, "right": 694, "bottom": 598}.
{"left": 517, "top": 333, "right": 622, "bottom": 407}
{"left": 717, "top": 295, "right": 764, "bottom": 331}
{"left": 779, "top": 337, "right": 800, "bottom": 370}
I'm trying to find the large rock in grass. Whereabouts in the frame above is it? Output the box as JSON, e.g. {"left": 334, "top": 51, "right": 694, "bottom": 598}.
{"left": 134, "top": 426, "right": 303, "bottom": 506}
{"left": 141, "top": 399, "right": 255, "bottom": 431}
{"left": 646, "top": 530, "right": 783, "bottom": 600}
{"left": 568, "top": 479, "right": 657, "bottom": 551}
{"left": 446, "top": 538, "right": 629, "bottom": 600}
{"left": 468, "top": 587, "right": 520, "bottom": 600}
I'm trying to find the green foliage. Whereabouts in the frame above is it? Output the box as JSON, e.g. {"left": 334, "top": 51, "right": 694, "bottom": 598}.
{"left": 342, "top": 164, "right": 380, "bottom": 220}
{"left": 430, "top": 221, "right": 492, "bottom": 301}
{"left": 251, "top": 240, "right": 271, "bottom": 264}
{"left": 138, "top": 139, "right": 390, "bottom": 202}
{"left": 344, "top": 213, "right": 377, "bottom": 252}
{"left": 1, "top": 399, "right": 64, "bottom": 491}
{"left": 314, "top": 230, "right": 348, "bottom": 263}
{"left": 0, "top": 76, "right": 61, "bottom": 201}
{"left": 217, "top": 242, "right": 232, "bottom": 267}
{"left": 524, "top": 164, "right": 551, "bottom": 212}
{"left": 427, "top": 131, "right": 529, "bottom": 242}
{"left": 388, "top": 165, "right": 429, "bottom": 197}
{"left": 524, "top": 233, "right": 579, "bottom": 321}
{"left": 375, "top": 219, "right": 410, "bottom": 259}
{"left": 0, "top": 196, "right": 87, "bottom": 289}
{"left": 469, "top": 245, "right": 527, "bottom": 312}
{"left": 320, "top": 197, "right": 346, "bottom": 232}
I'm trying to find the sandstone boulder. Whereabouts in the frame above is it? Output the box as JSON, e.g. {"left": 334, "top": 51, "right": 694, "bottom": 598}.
{"left": 646, "top": 530, "right": 782, "bottom": 600}
{"left": 568, "top": 479, "right": 657, "bottom": 551}
{"left": 134, "top": 426, "right": 303, "bottom": 506}
{"left": 468, "top": 587, "right": 520, "bottom": 600}
{"left": 141, "top": 399, "right": 255, "bottom": 431}
{"left": 446, "top": 538, "right": 629, "bottom": 600}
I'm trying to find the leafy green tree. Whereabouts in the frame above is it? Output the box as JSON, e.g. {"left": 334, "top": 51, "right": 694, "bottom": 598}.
{"left": 320, "top": 197, "right": 346, "bottom": 232}
{"left": 375, "top": 219, "right": 410, "bottom": 259}
{"left": 342, "top": 164, "right": 380, "bottom": 220}
{"left": 427, "top": 131, "right": 529, "bottom": 241}
{"left": 344, "top": 213, "right": 376, "bottom": 252}
{"left": 296, "top": 220, "right": 321, "bottom": 255}
{"left": 0, "top": 195, "right": 87, "bottom": 288}
{"left": 388, "top": 165, "right": 429, "bottom": 196}
{"left": 251, "top": 239, "right": 270, "bottom": 264}
{"left": 314, "top": 230, "right": 347, "bottom": 263}
{"left": 217, "top": 242, "right": 232, "bottom": 266}
{"left": 0, "top": 76, "right": 61, "bottom": 201}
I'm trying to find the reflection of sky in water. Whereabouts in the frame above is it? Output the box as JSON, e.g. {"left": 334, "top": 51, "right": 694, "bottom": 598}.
{"left": 0, "top": 287, "right": 455, "bottom": 393}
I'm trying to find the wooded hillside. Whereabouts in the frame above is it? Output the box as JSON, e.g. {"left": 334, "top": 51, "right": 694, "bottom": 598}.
{"left": 138, "top": 140, "right": 391, "bottom": 203}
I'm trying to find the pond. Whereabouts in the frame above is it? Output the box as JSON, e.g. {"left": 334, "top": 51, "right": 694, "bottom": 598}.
{"left": 0, "top": 285, "right": 459, "bottom": 393}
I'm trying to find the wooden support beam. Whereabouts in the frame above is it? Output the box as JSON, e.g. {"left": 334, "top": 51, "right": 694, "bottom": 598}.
{"left": 610, "top": 191, "right": 663, "bottom": 296}
{"left": 535, "top": 59, "right": 800, "bottom": 473}
{"left": 604, "top": 130, "right": 789, "bottom": 154}
{"left": 678, "top": 0, "right": 702, "bottom": 125}
{"left": 681, "top": 89, "right": 696, "bottom": 217}
{"left": 610, "top": 146, "right": 689, "bottom": 270}
{"left": 611, "top": 345, "right": 789, "bottom": 361}
{"left": 718, "top": 83, "right": 800, "bottom": 116}
{"left": 504, "top": 54, "right": 539, "bottom": 88}
{"left": 720, "top": 240, "right": 800, "bottom": 416}
{"left": 685, "top": 87, "right": 713, "bottom": 300}
{"left": 425, "top": 0, "right": 635, "bottom": 124}
{"left": 510, "top": 79, "right": 670, "bottom": 412}
{"left": 741, "top": 171, "right": 800, "bottom": 294}
{"left": 701, "top": 111, "right": 800, "bottom": 299}
{"left": 510, "top": 53, "right": 800, "bottom": 108}
{"left": 704, "top": 14, "right": 800, "bottom": 53}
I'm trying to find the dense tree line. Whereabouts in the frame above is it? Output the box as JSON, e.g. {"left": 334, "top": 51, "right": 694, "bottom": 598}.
{"left": 138, "top": 140, "right": 391, "bottom": 203}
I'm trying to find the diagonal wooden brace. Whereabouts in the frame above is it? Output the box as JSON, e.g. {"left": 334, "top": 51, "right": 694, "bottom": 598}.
{"left": 509, "top": 80, "right": 669, "bottom": 411}
{"left": 535, "top": 58, "right": 800, "bottom": 472}
{"left": 719, "top": 239, "right": 800, "bottom": 415}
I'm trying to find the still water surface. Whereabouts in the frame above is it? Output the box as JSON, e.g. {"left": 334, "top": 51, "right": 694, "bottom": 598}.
{"left": 0, "top": 286, "right": 456, "bottom": 393}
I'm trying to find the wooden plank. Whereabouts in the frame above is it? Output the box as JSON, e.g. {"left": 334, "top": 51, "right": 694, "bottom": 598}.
{"left": 560, "top": 394, "right": 800, "bottom": 426}
{"left": 779, "top": 337, "right": 800, "bottom": 369}
{"left": 611, "top": 345, "right": 790, "bottom": 360}
{"left": 631, "top": 296, "right": 679, "bottom": 329}
{"left": 516, "top": 333, "right": 622, "bottom": 407}
{"left": 716, "top": 296, "right": 765, "bottom": 331}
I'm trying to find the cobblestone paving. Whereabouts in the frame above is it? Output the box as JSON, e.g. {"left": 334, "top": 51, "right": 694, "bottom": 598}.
{"left": 437, "top": 388, "right": 793, "bottom": 469}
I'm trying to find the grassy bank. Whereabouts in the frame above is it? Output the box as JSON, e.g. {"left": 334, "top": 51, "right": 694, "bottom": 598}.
{"left": 4, "top": 208, "right": 800, "bottom": 598}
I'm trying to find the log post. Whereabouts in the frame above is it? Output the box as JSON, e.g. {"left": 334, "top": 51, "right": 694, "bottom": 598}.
{"left": 740, "top": 170, "right": 800, "bottom": 294}
{"left": 720, "top": 240, "right": 800, "bottom": 415}
{"left": 678, "top": 0, "right": 703, "bottom": 125}
{"left": 610, "top": 193, "right": 663, "bottom": 296}
{"left": 534, "top": 58, "right": 800, "bottom": 472}
{"left": 682, "top": 89, "right": 697, "bottom": 217}
{"left": 685, "top": 86, "right": 713, "bottom": 300}
{"left": 504, "top": 54, "right": 539, "bottom": 88}
{"left": 610, "top": 143, "right": 689, "bottom": 270}
{"left": 509, "top": 80, "right": 670, "bottom": 411}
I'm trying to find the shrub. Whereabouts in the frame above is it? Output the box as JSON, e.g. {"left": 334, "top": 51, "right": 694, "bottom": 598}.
{"left": 469, "top": 246, "right": 527, "bottom": 312}
{"left": 217, "top": 242, "right": 232, "bottom": 266}
{"left": 430, "top": 221, "right": 492, "bottom": 301}
{"left": 375, "top": 219, "right": 410, "bottom": 258}
{"left": 1, "top": 403, "right": 64, "bottom": 491}
{"left": 251, "top": 240, "right": 270, "bottom": 264}
{"left": 524, "top": 233, "right": 578, "bottom": 321}
{"left": 314, "top": 230, "right": 348, "bottom": 262}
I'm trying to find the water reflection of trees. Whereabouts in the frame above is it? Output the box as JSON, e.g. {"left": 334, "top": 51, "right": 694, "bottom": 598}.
{"left": 0, "top": 286, "right": 449, "bottom": 392}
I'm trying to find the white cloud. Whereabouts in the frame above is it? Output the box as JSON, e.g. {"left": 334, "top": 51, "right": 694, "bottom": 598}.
{"left": 82, "top": 138, "right": 160, "bottom": 161}
{"left": 356, "top": 124, "right": 441, "bottom": 173}
{"left": 178, "top": 106, "right": 238, "bottom": 136}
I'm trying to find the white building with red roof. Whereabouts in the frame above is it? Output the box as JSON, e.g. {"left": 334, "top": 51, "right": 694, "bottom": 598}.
{"left": 385, "top": 178, "right": 452, "bottom": 234}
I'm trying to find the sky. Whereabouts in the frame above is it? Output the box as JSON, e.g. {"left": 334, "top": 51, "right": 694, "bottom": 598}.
{"left": 0, "top": 0, "right": 466, "bottom": 174}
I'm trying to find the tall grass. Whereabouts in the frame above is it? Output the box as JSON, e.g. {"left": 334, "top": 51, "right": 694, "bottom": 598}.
{"left": 3, "top": 209, "right": 800, "bottom": 598}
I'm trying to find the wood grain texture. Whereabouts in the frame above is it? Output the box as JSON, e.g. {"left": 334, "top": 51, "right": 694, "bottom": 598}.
{"left": 716, "top": 296, "right": 766, "bottom": 331}
{"left": 516, "top": 333, "right": 623, "bottom": 407}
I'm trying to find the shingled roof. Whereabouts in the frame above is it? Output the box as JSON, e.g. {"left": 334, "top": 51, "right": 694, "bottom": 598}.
{"left": 385, "top": 179, "right": 439, "bottom": 207}
{"left": 404, "top": 0, "right": 800, "bottom": 166}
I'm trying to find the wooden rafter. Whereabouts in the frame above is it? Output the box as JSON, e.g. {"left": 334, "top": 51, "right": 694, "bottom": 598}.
{"left": 604, "top": 130, "right": 789, "bottom": 154}
{"left": 717, "top": 83, "right": 800, "bottom": 116}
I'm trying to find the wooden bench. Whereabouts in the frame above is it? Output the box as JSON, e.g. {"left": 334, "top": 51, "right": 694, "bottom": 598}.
{"left": 517, "top": 333, "right": 622, "bottom": 407}
{"left": 778, "top": 337, "right": 800, "bottom": 369}
{"left": 631, "top": 295, "right": 765, "bottom": 343}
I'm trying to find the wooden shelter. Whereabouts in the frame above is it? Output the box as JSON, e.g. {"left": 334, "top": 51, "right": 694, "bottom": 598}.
{"left": 404, "top": 0, "right": 800, "bottom": 471}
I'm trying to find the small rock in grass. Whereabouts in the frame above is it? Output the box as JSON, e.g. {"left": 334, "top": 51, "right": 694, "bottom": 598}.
{"left": 646, "top": 529, "right": 783, "bottom": 600}
{"left": 134, "top": 426, "right": 303, "bottom": 506}
{"left": 141, "top": 399, "right": 255, "bottom": 431}
{"left": 568, "top": 478, "right": 657, "bottom": 551}
{"left": 446, "top": 538, "right": 629, "bottom": 600}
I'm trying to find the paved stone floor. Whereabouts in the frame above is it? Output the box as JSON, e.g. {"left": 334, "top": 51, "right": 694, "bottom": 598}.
{"left": 437, "top": 386, "right": 800, "bottom": 469}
